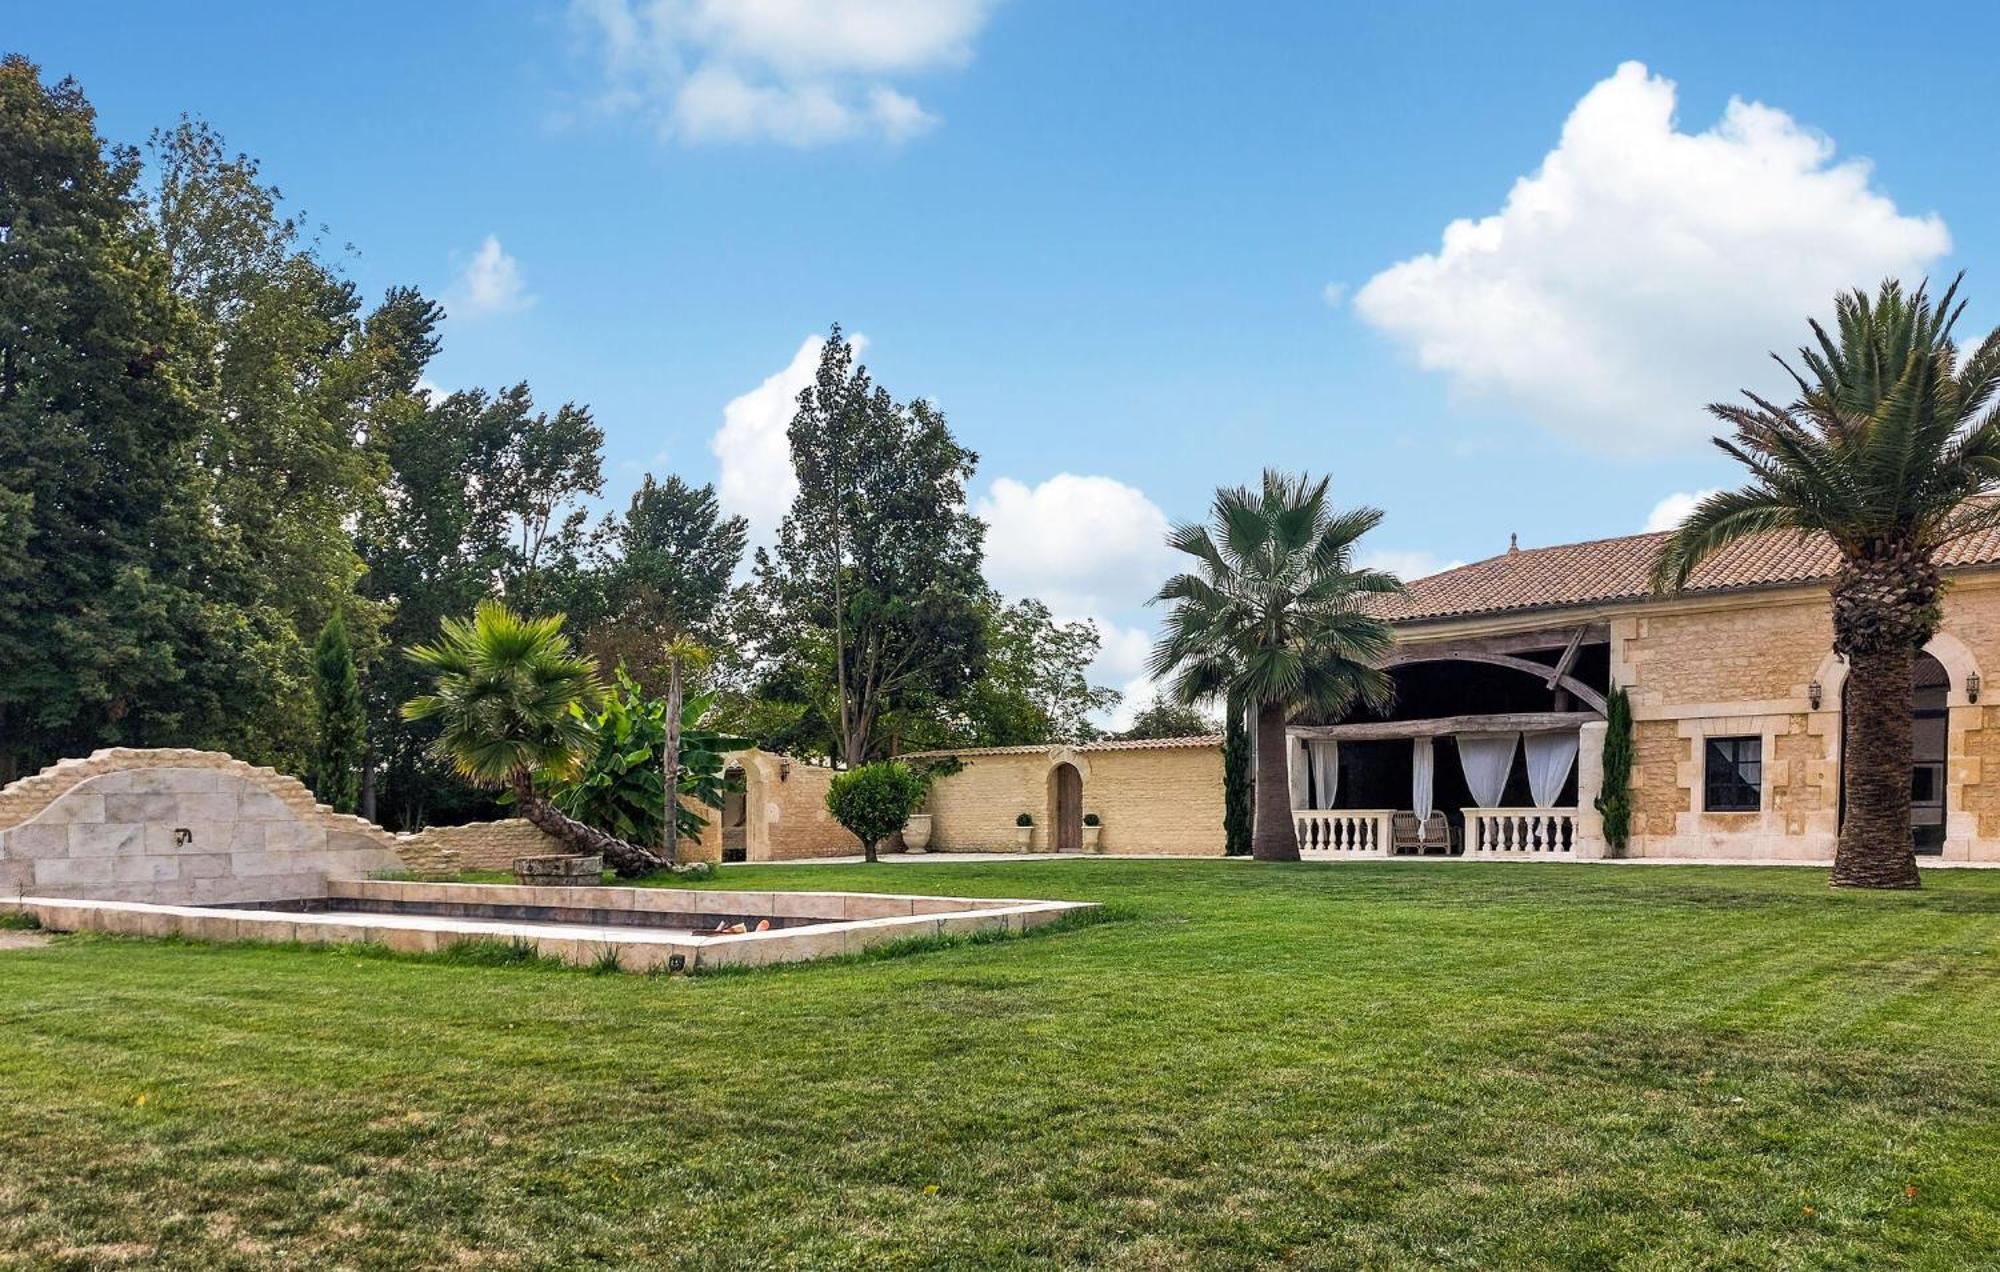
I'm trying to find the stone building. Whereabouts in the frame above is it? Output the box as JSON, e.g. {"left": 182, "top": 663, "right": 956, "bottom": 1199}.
{"left": 1288, "top": 524, "right": 2000, "bottom": 863}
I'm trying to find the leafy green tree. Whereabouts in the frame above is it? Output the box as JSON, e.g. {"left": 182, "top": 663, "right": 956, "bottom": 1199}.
{"left": 401, "top": 601, "right": 664, "bottom": 876}
{"left": 1150, "top": 471, "right": 1401, "bottom": 861}
{"left": 1116, "top": 695, "right": 1217, "bottom": 741}
{"left": 1654, "top": 278, "right": 2000, "bottom": 889}
{"left": 1595, "top": 684, "right": 1633, "bottom": 857}
{"left": 588, "top": 475, "right": 747, "bottom": 693}
{"left": 825, "top": 761, "right": 929, "bottom": 863}
{"left": 758, "top": 327, "right": 987, "bottom": 766}
{"left": 149, "top": 119, "right": 392, "bottom": 762}
{"left": 890, "top": 593, "right": 1118, "bottom": 751}
{"left": 309, "top": 612, "right": 366, "bottom": 813}
{"left": 359, "top": 384, "right": 605, "bottom": 829}
{"left": 0, "top": 56, "right": 220, "bottom": 780}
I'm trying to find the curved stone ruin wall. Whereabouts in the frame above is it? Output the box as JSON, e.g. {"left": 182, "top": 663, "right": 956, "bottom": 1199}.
{"left": 0, "top": 749, "right": 408, "bottom": 904}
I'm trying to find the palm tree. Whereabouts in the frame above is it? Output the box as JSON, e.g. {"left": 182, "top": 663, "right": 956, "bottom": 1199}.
{"left": 402, "top": 601, "right": 665, "bottom": 876}
{"left": 1655, "top": 277, "right": 2000, "bottom": 889}
{"left": 1150, "top": 470, "right": 1402, "bottom": 861}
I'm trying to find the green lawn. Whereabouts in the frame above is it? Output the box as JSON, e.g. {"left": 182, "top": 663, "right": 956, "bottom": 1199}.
{"left": 2, "top": 861, "right": 1997, "bottom": 1269}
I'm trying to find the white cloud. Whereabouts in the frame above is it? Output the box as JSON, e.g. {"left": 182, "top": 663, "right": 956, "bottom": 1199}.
{"left": 1354, "top": 61, "right": 1949, "bottom": 454}
{"left": 1360, "top": 548, "right": 1464, "bottom": 580}
{"left": 1642, "top": 488, "right": 1722, "bottom": 533}
{"left": 570, "top": 0, "right": 992, "bottom": 145}
{"left": 975, "top": 474, "right": 1174, "bottom": 618}
{"left": 447, "top": 235, "right": 532, "bottom": 318}
{"left": 710, "top": 333, "right": 865, "bottom": 545}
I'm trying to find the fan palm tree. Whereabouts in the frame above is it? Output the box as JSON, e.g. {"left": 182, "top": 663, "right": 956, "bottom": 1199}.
{"left": 1150, "top": 470, "right": 1402, "bottom": 861}
{"left": 1654, "top": 276, "right": 2000, "bottom": 889}
{"left": 402, "top": 600, "right": 665, "bottom": 876}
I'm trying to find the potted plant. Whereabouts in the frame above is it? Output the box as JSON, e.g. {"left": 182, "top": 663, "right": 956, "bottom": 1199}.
{"left": 1014, "top": 812, "right": 1035, "bottom": 849}
{"left": 1081, "top": 812, "right": 1102, "bottom": 852}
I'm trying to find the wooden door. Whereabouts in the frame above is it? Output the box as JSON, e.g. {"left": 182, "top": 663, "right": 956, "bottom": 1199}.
{"left": 1054, "top": 764, "right": 1082, "bottom": 853}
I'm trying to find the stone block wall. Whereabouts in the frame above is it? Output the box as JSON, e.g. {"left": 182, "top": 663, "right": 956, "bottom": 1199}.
{"left": 0, "top": 749, "right": 405, "bottom": 903}
{"left": 392, "top": 819, "right": 564, "bottom": 873}
{"left": 923, "top": 743, "right": 1225, "bottom": 855}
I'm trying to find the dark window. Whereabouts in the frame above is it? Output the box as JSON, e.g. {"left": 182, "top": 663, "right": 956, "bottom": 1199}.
{"left": 1704, "top": 736, "right": 1762, "bottom": 811}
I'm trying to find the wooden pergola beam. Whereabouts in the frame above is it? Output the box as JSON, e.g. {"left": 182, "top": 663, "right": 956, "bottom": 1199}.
{"left": 1288, "top": 711, "right": 1601, "bottom": 741}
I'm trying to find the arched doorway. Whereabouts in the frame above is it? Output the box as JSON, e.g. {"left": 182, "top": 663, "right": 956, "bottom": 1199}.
{"left": 1048, "top": 762, "right": 1083, "bottom": 853}
{"left": 1838, "top": 650, "right": 1949, "bottom": 855}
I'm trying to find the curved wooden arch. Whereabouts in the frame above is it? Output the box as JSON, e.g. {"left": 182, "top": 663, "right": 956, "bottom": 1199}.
{"left": 1380, "top": 649, "right": 1608, "bottom": 715}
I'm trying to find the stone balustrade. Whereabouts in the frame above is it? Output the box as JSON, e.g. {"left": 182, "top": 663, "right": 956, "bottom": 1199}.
{"left": 1294, "top": 808, "right": 1394, "bottom": 855}
{"left": 1464, "top": 808, "right": 1579, "bottom": 857}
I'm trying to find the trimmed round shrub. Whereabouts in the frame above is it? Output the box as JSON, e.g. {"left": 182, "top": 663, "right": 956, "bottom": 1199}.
{"left": 825, "top": 762, "right": 930, "bottom": 863}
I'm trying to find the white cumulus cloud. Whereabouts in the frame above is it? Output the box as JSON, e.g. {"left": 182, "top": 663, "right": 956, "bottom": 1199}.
{"left": 975, "top": 474, "right": 1174, "bottom": 618}
{"left": 569, "top": 0, "right": 993, "bottom": 145}
{"left": 709, "top": 332, "right": 866, "bottom": 545}
{"left": 447, "top": 235, "right": 532, "bottom": 318}
{"left": 1354, "top": 61, "right": 1949, "bottom": 454}
{"left": 1642, "top": 488, "right": 1722, "bottom": 533}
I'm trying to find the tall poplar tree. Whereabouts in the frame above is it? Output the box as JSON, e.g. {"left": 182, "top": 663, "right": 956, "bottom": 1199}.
{"left": 755, "top": 328, "right": 987, "bottom": 766}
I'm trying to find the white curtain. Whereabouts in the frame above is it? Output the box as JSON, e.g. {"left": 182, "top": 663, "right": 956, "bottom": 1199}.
{"left": 1287, "top": 738, "right": 1308, "bottom": 810}
{"left": 1455, "top": 732, "right": 1519, "bottom": 809}
{"left": 1411, "top": 737, "right": 1436, "bottom": 841}
{"left": 1309, "top": 741, "right": 1341, "bottom": 809}
{"left": 1524, "top": 730, "right": 1580, "bottom": 808}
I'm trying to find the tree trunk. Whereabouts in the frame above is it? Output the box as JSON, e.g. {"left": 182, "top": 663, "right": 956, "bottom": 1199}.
{"left": 663, "top": 654, "right": 682, "bottom": 865}
{"left": 864, "top": 836, "right": 878, "bottom": 864}
{"left": 1250, "top": 699, "right": 1300, "bottom": 862}
{"left": 1833, "top": 644, "right": 1922, "bottom": 889}
{"left": 509, "top": 771, "right": 664, "bottom": 878}
{"left": 359, "top": 742, "right": 377, "bottom": 823}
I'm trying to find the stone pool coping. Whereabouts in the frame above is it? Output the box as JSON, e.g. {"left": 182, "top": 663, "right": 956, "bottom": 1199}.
{"left": 1, "top": 880, "right": 1096, "bottom": 973}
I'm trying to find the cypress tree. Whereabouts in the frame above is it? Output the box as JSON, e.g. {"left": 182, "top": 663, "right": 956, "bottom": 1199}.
{"left": 1223, "top": 701, "right": 1253, "bottom": 856}
{"left": 310, "top": 612, "right": 366, "bottom": 813}
{"left": 1595, "top": 683, "right": 1633, "bottom": 856}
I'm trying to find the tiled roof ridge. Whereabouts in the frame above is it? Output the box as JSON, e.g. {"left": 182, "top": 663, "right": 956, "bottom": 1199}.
{"left": 901, "top": 734, "right": 1222, "bottom": 760}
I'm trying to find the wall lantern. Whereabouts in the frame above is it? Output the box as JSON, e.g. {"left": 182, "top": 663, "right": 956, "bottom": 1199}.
{"left": 1968, "top": 673, "right": 1982, "bottom": 705}
{"left": 1808, "top": 680, "right": 1823, "bottom": 710}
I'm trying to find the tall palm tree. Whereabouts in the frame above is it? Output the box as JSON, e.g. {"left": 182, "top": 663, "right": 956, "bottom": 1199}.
{"left": 402, "top": 601, "right": 665, "bottom": 876}
{"left": 1655, "top": 276, "right": 2000, "bottom": 889}
{"left": 1150, "top": 470, "right": 1402, "bottom": 861}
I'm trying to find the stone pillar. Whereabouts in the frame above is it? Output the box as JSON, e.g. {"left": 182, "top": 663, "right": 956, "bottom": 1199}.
{"left": 1573, "top": 721, "right": 1609, "bottom": 860}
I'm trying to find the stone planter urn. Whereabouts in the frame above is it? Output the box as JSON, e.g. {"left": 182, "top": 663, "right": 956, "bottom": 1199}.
{"left": 902, "top": 813, "right": 933, "bottom": 853}
{"left": 513, "top": 853, "right": 603, "bottom": 888}
{"left": 1081, "top": 824, "right": 1102, "bottom": 852}
{"left": 1014, "top": 822, "right": 1035, "bottom": 849}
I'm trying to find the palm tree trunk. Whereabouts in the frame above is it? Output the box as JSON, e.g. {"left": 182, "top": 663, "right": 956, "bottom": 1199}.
{"left": 1250, "top": 700, "right": 1300, "bottom": 862}
{"left": 1833, "top": 644, "right": 1922, "bottom": 889}
{"left": 509, "top": 771, "right": 664, "bottom": 878}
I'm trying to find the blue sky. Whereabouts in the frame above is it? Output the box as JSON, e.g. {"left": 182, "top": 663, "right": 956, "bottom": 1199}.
{"left": 14, "top": 1, "right": 2000, "bottom": 720}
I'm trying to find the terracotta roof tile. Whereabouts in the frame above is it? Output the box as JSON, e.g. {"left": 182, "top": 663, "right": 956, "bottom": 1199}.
{"left": 1374, "top": 524, "right": 2000, "bottom": 625}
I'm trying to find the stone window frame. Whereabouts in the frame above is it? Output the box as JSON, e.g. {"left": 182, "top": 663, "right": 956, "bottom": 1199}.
{"left": 1702, "top": 735, "right": 1764, "bottom": 813}
{"left": 1676, "top": 715, "right": 1783, "bottom": 819}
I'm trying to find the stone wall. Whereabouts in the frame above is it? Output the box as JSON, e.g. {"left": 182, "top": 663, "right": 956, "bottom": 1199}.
{"left": 922, "top": 743, "right": 1225, "bottom": 855}
{"left": 392, "top": 819, "right": 564, "bottom": 873}
{"left": 0, "top": 749, "right": 404, "bottom": 903}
